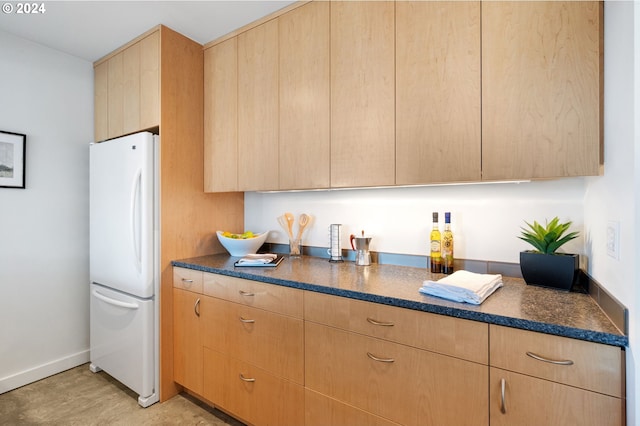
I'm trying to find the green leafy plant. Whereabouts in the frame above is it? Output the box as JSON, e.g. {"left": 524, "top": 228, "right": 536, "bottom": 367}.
{"left": 519, "top": 217, "right": 579, "bottom": 254}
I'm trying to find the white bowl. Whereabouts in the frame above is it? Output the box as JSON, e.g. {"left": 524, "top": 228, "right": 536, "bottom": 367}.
{"left": 216, "top": 231, "right": 270, "bottom": 257}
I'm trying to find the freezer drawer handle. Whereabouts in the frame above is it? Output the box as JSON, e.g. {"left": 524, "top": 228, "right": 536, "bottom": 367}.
{"left": 525, "top": 351, "right": 574, "bottom": 366}
{"left": 92, "top": 290, "right": 139, "bottom": 310}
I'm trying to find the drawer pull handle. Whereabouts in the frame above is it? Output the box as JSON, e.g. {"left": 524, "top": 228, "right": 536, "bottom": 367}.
{"left": 500, "top": 378, "right": 506, "bottom": 414}
{"left": 181, "top": 278, "right": 193, "bottom": 283}
{"left": 526, "top": 351, "right": 574, "bottom": 366}
{"left": 367, "top": 352, "right": 395, "bottom": 363}
{"left": 239, "top": 290, "right": 255, "bottom": 297}
{"left": 194, "top": 298, "right": 200, "bottom": 317}
{"left": 239, "top": 374, "right": 256, "bottom": 382}
{"left": 366, "top": 317, "right": 394, "bottom": 327}
{"left": 239, "top": 316, "right": 255, "bottom": 323}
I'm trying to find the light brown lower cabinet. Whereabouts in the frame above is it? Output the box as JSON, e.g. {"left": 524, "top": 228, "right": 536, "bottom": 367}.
{"left": 202, "top": 348, "right": 304, "bottom": 426}
{"left": 305, "top": 388, "right": 401, "bottom": 426}
{"left": 489, "top": 324, "right": 625, "bottom": 426}
{"left": 490, "top": 368, "right": 622, "bottom": 426}
{"left": 172, "top": 287, "right": 203, "bottom": 395}
{"left": 305, "top": 321, "right": 488, "bottom": 426}
{"left": 173, "top": 267, "right": 625, "bottom": 426}
{"left": 200, "top": 295, "right": 304, "bottom": 384}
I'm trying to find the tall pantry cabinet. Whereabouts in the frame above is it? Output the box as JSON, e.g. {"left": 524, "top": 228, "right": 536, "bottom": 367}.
{"left": 93, "top": 25, "right": 244, "bottom": 402}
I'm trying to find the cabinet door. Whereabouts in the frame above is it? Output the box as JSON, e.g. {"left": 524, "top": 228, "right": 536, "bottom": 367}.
{"left": 172, "top": 288, "right": 202, "bottom": 394}
{"left": 396, "top": 1, "right": 481, "bottom": 184}
{"left": 306, "top": 322, "right": 488, "bottom": 426}
{"left": 204, "top": 38, "right": 239, "bottom": 192}
{"left": 482, "top": 1, "right": 602, "bottom": 180}
{"left": 238, "top": 19, "right": 279, "bottom": 191}
{"left": 305, "top": 290, "right": 488, "bottom": 364}
{"left": 107, "top": 51, "right": 125, "bottom": 139}
{"left": 306, "top": 388, "right": 401, "bottom": 426}
{"left": 94, "top": 61, "right": 108, "bottom": 142}
{"left": 490, "top": 324, "right": 624, "bottom": 397}
{"left": 203, "top": 272, "right": 303, "bottom": 318}
{"left": 201, "top": 296, "right": 304, "bottom": 384}
{"left": 330, "top": 1, "right": 395, "bottom": 188}
{"left": 490, "top": 368, "right": 622, "bottom": 426}
{"left": 123, "top": 42, "right": 141, "bottom": 135}
{"left": 279, "top": 1, "right": 330, "bottom": 190}
{"left": 139, "top": 31, "right": 160, "bottom": 130}
{"left": 203, "top": 348, "right": 305, "bottom": 426}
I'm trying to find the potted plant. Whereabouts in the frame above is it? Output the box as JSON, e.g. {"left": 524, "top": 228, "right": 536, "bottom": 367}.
{"left": 518, "top": 217, "right": 580, "bottom": 291}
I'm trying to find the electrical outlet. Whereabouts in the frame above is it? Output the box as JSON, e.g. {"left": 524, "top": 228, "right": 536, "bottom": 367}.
{"left": 606, "top": 221, "right": 620, "bottom": 260}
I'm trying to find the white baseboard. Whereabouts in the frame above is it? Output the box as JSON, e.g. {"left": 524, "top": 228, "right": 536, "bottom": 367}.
{"left": 0, "top": 350, "right": 90, "bottom": 394}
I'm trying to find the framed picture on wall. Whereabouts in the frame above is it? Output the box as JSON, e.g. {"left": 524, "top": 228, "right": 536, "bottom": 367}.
{"left": 0, "top": 130, "right": 26, "bottom": 189}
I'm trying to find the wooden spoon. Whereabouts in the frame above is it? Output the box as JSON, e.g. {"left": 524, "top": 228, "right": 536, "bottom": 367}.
{"left": 296, "top": 213, "right": 310, "bottom": 241}
{"left": 284, "top": 212, "right": 295, "bottom": 240}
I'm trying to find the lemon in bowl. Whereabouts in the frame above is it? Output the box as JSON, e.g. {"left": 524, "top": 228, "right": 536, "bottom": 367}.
{"left": 216, "top": 231, "right": 269, "bottom": 256}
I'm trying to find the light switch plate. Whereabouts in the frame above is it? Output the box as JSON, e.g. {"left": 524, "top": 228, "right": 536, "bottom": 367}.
{"left": 606, "top": 221, "right": 620, "bottom": 260}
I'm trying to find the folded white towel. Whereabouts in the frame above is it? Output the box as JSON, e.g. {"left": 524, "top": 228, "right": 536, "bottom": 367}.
{"left": 419, "top": 270, "right": 503, "bottom": 305}
{"left": 236, "top": 253, "right": 278, "bottom": 265}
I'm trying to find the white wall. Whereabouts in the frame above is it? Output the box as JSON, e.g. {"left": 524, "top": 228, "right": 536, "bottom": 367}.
{"left": 584, "top": 2, "right": 638, "bottom": 424}
{"left": 246, "top": 179, "right": 585, "bottom": 263}
{"left": 0, "top": 31, "right": 93, "bottom": 392}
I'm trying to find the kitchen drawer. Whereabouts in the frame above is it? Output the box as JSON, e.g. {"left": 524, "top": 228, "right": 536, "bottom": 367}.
{"left": 490, "top": 324, "right": 624, "bottom": 397}
{"left": 490, "top": 367, "right": 623, "bottom": 426}
{"left": 305, "top": 388, "right": 401, "bottom": 426}
{"left": 201, "top": 296, "right": 304, "bottom": 384}
{"left": 203, "top": 347, "right": 304, "bottom": 426}
{"left": 173, "top": 267, "right": 203, "bottom": 293}
{"left": 203, "top": 272, "right": 303, "bottom": 318}
{"left": 305, "top": 290, "right": 488, "bottom": 364}
{"left": 305, "top": 322, "right": 488, "bottom": 426}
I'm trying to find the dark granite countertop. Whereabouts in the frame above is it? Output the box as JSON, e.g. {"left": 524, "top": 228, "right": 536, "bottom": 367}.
{"left": 172, "top": 253, "right": 628, "bottom": 348}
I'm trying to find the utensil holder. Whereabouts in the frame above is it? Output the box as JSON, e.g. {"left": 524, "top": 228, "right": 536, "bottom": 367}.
{"left": 289, "top": 238, "right": 301, "bottom": 257}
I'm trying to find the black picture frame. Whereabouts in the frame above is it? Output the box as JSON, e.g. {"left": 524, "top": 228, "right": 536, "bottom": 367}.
{"left": 0, "top": 130, "right": 26, "bottom": 189}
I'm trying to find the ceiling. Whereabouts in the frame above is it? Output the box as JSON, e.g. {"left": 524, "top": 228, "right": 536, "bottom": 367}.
{"left": 0, "top": 1, "right": 297, "bottom": 62}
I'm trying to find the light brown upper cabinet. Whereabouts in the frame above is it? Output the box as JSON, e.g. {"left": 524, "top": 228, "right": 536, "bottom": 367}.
{"left": 94, "top": 30, "right": 159, "bottom": 142}
{"left": 279, "top": 1, "right": 331, "bottom": 190}
{"left": 396, "top": 2, "right": 481, "bottom": 185}
{"left": 330, "top": 1, "right": 395, "bottom": 188}
{"left": 481, "top": 1, "right": 603, "bottom": 180}
{"left": 237, "top": 19, "right": 280, "bottom": 191}
{"left": 204, "top": 38, "right": 239, "bottom": 193}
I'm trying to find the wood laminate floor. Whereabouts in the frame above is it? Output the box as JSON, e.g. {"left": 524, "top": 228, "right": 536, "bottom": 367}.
{"left": 0, "top": 364, "right": 245, "bottom": 425}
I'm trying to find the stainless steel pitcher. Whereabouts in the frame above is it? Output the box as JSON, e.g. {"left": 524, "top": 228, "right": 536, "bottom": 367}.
{"left": 350, "top": 233, "right": 372, "bottom": 266}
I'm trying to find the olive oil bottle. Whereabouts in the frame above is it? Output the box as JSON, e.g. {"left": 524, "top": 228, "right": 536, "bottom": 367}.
{"left": 442, "top": 212, "right": 454, "bottom": 274}
{"left": 430, "top": 212, "right": 442, "bottom": 273}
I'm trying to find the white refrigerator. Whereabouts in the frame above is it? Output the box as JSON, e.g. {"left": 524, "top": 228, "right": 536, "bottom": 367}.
{"left": 89, "top": 131, "right": 159, "bottom": 407}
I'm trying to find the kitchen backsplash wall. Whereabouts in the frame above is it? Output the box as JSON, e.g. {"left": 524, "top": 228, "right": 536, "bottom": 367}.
{"left": 245, "top": 177, "right": 585, "bottom": 264}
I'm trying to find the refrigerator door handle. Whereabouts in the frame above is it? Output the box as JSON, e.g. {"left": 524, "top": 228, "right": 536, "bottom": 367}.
{"left": 92, "top": 289, "right": 140, "bottom": 310}
{"left": 131, "top": 169, "right": 142, "bottom": 273}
